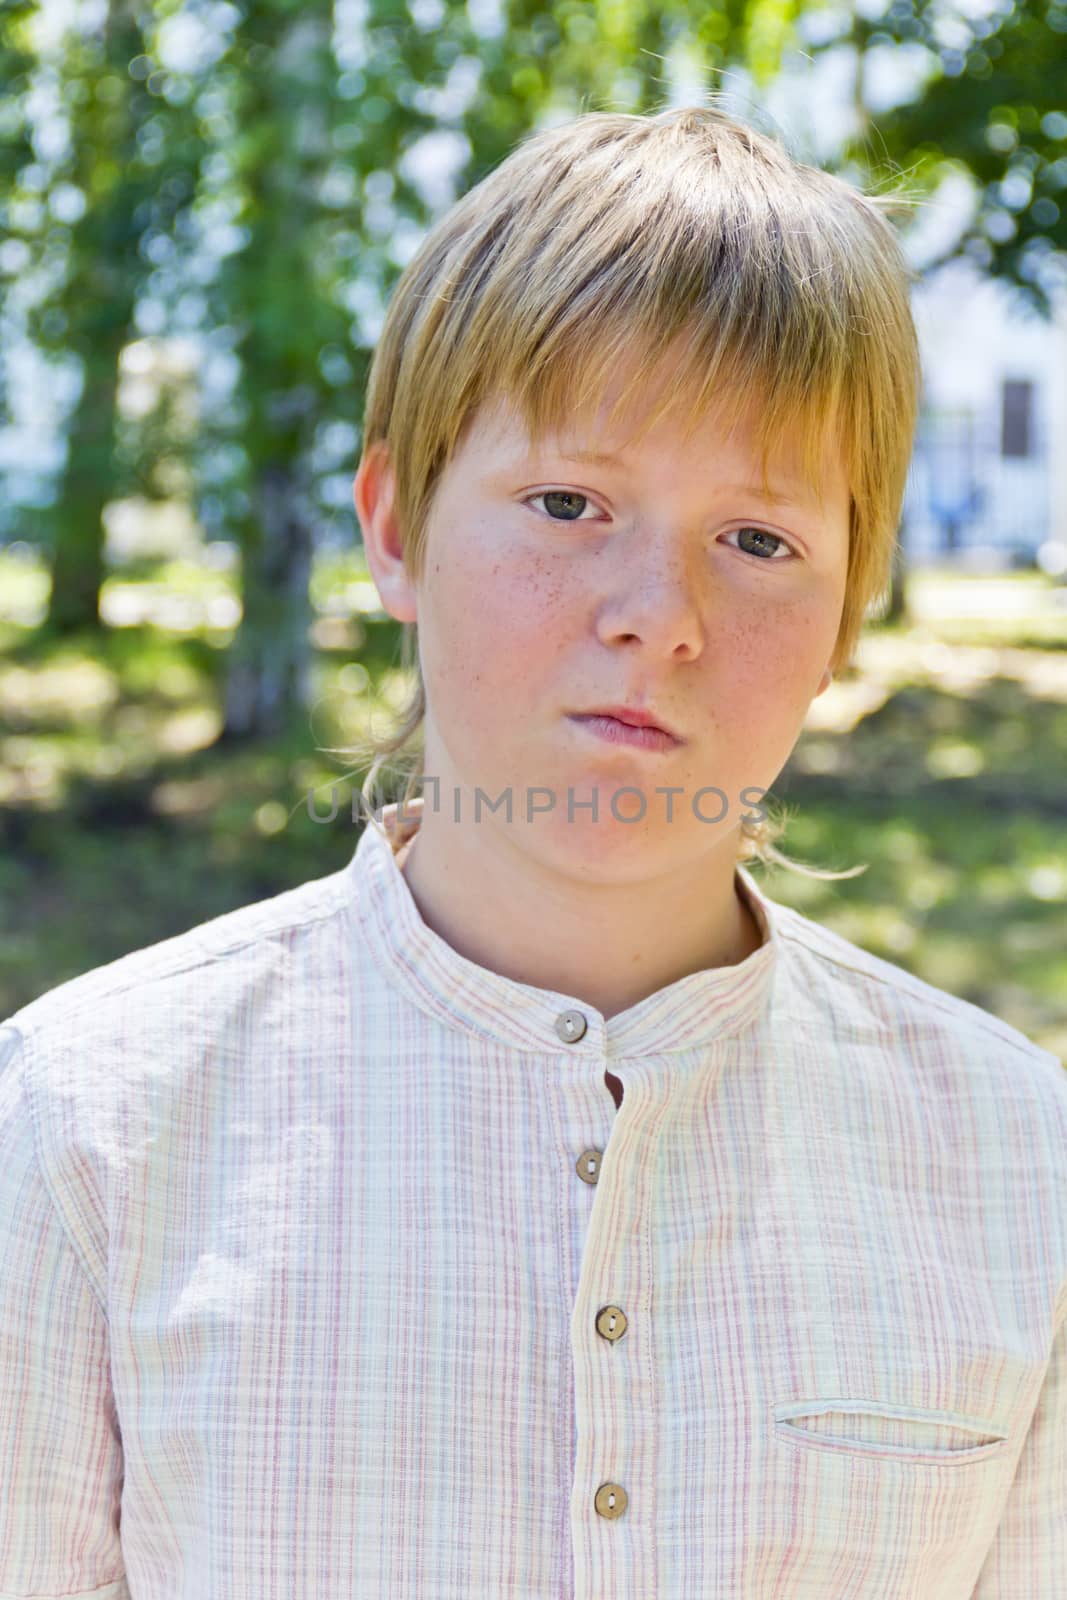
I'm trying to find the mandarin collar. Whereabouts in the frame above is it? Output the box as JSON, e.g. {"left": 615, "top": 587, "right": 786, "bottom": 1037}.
{"left": 347, "top": 797, "right": 782, "bottom": 1056}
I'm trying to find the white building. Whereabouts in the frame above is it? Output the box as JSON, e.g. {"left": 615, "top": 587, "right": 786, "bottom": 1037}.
{"left": 905, "top": 260, "right": 1067, "bottom": 572}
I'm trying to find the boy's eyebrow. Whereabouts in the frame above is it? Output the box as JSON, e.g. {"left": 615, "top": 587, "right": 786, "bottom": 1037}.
{"left": 530, "top": 447, "right": 806, "bottom": 507}
{"left": 556, "top": 447, "right": 626, "bottom": 467}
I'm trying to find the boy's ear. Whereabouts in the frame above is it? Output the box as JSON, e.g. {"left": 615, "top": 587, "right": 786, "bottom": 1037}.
{"left": 352, "top": 442, "right": 419, "bottom": 625}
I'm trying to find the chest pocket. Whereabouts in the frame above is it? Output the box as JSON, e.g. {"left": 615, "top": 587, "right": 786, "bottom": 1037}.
{"left": 772, "top": 1396, "right": 1010, "bottom": 1467}
{"left": 763, "top": 1393, "right": 1017, "bottom": 1594}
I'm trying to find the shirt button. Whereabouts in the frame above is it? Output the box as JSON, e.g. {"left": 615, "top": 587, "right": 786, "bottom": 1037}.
{"left": 595, "top": 1304, "right": 628, "bottom": 1342}
{"left": 575, "top": 1148, "right": 602, "bottom": 1185}
{"left": 594, "top": 1482, "right": 628, "bottom": 1520}
{"left": 555, "top": 1008, "right": 587, "bottom": 1043}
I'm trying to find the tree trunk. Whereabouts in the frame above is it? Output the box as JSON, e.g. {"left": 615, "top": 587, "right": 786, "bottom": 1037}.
{"left": 219, "top": 462, "right": 314, "bottom": 741}
{"left": 45, "top": 357, "right": 120, "bottom": 633}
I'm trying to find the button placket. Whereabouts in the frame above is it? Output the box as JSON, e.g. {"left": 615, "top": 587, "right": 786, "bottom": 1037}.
{"left": 556, "top": 1006, "right": 632, "bottom": 1527}
{"left": 593, "top": 1293, "right": 629, "bottom": 1519}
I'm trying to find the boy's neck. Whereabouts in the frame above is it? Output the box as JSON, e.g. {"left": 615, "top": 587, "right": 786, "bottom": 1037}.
{"left": 386, "top": 803, "right": 766, "bottom": 1022}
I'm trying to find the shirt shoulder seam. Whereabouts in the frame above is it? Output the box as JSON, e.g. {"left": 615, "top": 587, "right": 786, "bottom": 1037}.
{"left": 773, "top": 909, "right": 1060, "bottom": 1065}
{"left": 12, "top": 872, "right": 351, "bottom": 1038}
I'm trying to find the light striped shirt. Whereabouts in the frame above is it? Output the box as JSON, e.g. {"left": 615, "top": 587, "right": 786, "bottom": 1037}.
{"left": 1, "top": 798, "right": 1064, "bottom": 1599}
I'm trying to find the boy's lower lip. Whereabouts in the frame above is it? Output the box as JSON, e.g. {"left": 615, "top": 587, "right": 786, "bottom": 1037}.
{"left": 567, "top": 713, "right": 681, "bottom": 752}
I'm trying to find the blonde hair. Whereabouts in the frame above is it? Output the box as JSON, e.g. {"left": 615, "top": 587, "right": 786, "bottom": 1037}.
{"left": 344, "top": 100, "right": 923, "bottom": 880}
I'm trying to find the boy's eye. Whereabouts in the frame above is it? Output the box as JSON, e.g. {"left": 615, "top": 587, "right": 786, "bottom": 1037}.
{"left": 524, "top": 490, "right": 795, "bottom": 561}
{"left": 723, "top": 526, "right": 794, "bottom": 561}
{"left": 526, "top": 489, "right": 598, "bottom": 522}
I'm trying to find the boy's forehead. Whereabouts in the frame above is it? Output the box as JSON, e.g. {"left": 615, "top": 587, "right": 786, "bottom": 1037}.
{"left": 466, "top": 388, "right": 834, "bottom": 499}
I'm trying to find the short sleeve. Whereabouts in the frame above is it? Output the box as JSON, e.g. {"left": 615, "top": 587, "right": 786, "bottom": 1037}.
{"left": 969, "top": 1292, "right": 1067, "bottom": 1596}
{"left": 0, "top": 1024, "right": 128, "bottom": 1600}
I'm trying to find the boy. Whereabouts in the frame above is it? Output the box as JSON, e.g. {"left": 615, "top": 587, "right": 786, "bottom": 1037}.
{"left": 1, "top": 104, "right": 1064, "bottom": 1599}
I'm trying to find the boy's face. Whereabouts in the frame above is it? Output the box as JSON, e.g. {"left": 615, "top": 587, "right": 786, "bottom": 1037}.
{"left": 356, "top": 353, "right": 851, "bottom": 882}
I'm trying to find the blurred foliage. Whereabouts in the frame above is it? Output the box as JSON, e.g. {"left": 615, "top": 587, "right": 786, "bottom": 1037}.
{"left": 844, "top": 0, "right": 1067, "bottom": 319}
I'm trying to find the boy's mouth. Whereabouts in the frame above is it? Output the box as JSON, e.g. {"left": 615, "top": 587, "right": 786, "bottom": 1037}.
{"left": 571, "top": 703, "right": 682, "bottom": 740}
{"left": 567, "top": 712, "right": 683, "bottom": 753}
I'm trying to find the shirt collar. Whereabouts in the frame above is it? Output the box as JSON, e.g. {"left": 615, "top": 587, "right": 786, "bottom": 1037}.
{"left": 347, "top": 797, "right": 782, "bottom": 1056}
